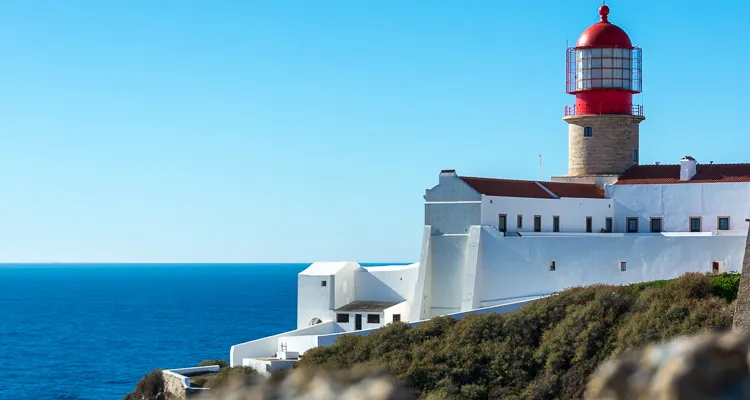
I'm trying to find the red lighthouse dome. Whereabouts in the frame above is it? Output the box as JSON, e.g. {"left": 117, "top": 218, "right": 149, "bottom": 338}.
{"left": 564, "top": 5, "right": 642, "bottom": 116}
{"left": 576, "top": 6, "right": 632, "bottom": 48}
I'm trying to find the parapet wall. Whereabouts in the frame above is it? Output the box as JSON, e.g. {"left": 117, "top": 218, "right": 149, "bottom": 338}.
{"left": 476, "top": 226, "right": 745, "bottom": 303}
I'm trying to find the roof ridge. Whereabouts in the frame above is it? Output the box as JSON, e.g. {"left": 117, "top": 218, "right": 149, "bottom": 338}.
{"left": 460, "top": 175, "right": 600, "bottom": 187}
{"left": 459, "top": 175, "right": 540, "bottom": 183}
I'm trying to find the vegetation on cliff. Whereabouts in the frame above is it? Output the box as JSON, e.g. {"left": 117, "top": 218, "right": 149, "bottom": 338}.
{"left": 298, "top": 273, "right": 740, "bottom": 400}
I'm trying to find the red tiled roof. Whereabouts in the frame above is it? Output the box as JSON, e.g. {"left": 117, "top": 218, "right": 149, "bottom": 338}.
{"left": 458, "top": 176, "right": 604, "bottom": 199}
{"left": 616, "top": 164, "right": 750, "bottom": 185}
{"left": 540, "top": 181, "right": 605, "bottom": 199}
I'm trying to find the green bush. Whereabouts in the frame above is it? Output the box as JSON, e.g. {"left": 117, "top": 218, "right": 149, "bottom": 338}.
{"left": 298, "top": 273, "right": 740, "bottom": 400}
{"left": 709, "top": 273, "right": 741, "bottom": 301}
{"left": 122, "top": 369, "right": 164, "bottom": 400}
{"left": 197, "top": 359, "right": 229, "bottom": 368}
{"left": 200, "top": 366, "right": 260, "bottom": 389}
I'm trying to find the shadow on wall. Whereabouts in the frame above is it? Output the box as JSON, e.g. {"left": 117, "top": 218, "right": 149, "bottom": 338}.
{"left": 354, "top": 270, "right": 406, "bottom": 303}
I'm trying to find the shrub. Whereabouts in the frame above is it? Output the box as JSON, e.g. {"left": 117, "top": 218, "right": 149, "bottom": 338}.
{"left": 197, "top": 359, "right": 229, "bottom": 368}
{"left": 122, "top": 369, "right": 163, "bottom": 400}
{"left": 297, "top": 273, "right": 739, "bottom": 399}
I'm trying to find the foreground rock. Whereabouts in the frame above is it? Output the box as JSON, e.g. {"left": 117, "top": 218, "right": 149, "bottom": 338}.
{"left": 194, "top": 367, "right": 414, "bottom": 400}
{"left": 587, "top": 330, "right": 750, "bottom": 399}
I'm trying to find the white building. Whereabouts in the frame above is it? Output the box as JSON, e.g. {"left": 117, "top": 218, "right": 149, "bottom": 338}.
{"left": 228, "top": 5, "right": 750, "bottom": 370}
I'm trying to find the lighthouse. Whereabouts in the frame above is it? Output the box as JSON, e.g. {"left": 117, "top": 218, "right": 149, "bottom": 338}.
{"left": 553, "top": 4, "right": 644, "bottom": 186}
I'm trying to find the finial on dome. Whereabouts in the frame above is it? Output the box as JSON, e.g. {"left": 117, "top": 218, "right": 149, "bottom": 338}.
{"left": 599, "top": 4, "right": 610, "bottom": 22}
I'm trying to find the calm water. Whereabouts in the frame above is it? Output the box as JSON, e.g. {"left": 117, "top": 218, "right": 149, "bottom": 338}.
{"left": 0, "top": 264, "right": 321, "bottom": 400}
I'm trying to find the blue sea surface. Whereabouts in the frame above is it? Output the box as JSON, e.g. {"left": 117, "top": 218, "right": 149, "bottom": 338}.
{"left": 0, "top": 263, "right": 346, "bottom": 400}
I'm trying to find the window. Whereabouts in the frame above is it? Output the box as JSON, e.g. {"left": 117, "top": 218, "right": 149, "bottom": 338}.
{"left": 619, "top": 261, "right": 627, "bottom": 272}
{"left": 549, "top": 261, "right": 556, "bottom": 271}
{"left": 574, "top": 47, "right": 637, "bottom": 91}
{"left": 650, "top": 217, "right": 662, "bottom": 233}
{"left": 605, "top": 217, "right": 613, "bottom": 233}
{"left": 321, "top": 280, "right": 327, "bottom": 287}
{"left": 498, "top": 214, "right": 507, "bottom": 233}
{"left": 517, "top": 214, "right": 523, "bottom": 229}
{"left": 690, "top": 217, "right": 701, "bottom": 232}
{"left": 534, "top": 215, "right": 541, "bottom": 232}
{"left": 626, "top": 218, "right": 638, "bottom": 233}
{"left": 586, "top": 216, "right": 593, "bottom": 233}
{"left": 712, "top": 261, "right": 720, "bottom": 275}
{"left": 553, "top": 216, "right": 560, "bottom": 232}
{"left": 632, "top": 149, "right": 639, "bottom": 162}
{"left": 367, "top": 314, "right": 380, "bottom": 324}
{"left": 336, "top": 313, "right": 349, "bottom": 323}
{"left": 718, "top": 217, "right": 730, "bottom": 231}
{"left": 584, "top": 126, "right": 593, "bottom": 137}
{"left": 392, "top": 314, "right": 401, "bottom": 323}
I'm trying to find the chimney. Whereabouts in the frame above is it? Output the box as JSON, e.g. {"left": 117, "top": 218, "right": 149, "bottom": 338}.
{"left": 680, "top": 156, "right": 697, "bottom": 181}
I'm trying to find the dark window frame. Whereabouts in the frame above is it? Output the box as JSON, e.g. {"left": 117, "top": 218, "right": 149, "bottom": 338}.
{"left": 517, "top": 214, "right": 523, "bottom": 229}
{"left": 498, "top": 214, "right": 507, "bottom": 233}
{"left": 605, "top": 217, "right": 613, "bottom": 233}
{"left": 690, "top": 217, "right": 702, "bottom": 232}
{"left": 336, "top": 313, "right": 349, "bottom": 323}
{"left": 632, "top": 149, "right": 639, "bottom": 162}
{"left": 626, "top": 217, "right": 638, "bottom": 233}
{"left": 619, "top": 261, "right": 627, "bottom": 272}
{"left": 650, "top": 217, "right": 662, "bottom": 233}
{"left": 534, "top": 215, "right": 542, "bottom": 232}
{"left": 392, "top": 314, "right": 401, "bottom": 323}
{"left": 321, "top": 280, "right": 327, "bottom": 287}
{"left": 584, "top": 126, "right": 593, "bottom": 137}
{"left": 586, "top": 216, "right": 593, "bottom": 233}
{"left": 367, "top": 314, "right": 380, "bottom": 324}
{"left": 549, "top": 260, "right": 556, "bottom": 271}
{"left": 553, "top": 215, "right": 560, "bottom": 232}
{"left": 718, "top": 216, "right": 730, "bottom": 231}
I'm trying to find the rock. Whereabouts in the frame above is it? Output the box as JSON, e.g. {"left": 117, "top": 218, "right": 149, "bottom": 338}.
{"left": 194, "top": 367, "right": 414, "bottom": 400}
{"left": 586, "top": 331, "right": 750, "bottom": 399}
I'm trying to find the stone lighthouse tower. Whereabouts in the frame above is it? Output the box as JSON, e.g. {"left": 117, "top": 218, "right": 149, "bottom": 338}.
{"left": 553, "top": 5, "right": 644, "bottom": 187}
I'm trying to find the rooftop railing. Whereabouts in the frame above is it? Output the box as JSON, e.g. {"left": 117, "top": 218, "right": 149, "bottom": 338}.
{"left": 564, "top": 104, "right": 643, "bottom": 117}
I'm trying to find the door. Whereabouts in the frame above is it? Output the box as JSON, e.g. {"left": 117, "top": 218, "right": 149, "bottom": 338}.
{"left": 355, "top": 314, "right": 362, "bottom": 330}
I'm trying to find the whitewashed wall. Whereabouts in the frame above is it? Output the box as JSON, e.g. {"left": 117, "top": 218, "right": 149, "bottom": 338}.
{"left": 356, "top": 264, "right": 418, "bottom": 303}
{"left": 333, "top": 263, "right": 360, "bottom": 310}
{"left": 331, "top": 311, "right": 385, "bottom": 331}
{"left": 480, "top": 195, "right": 613, "bottom": 233}
{"left": 384, "top": 300, "right": 410, "bottom": 324}
{"left": 476, "top": 226, "right": 746, "bottom": 303}
{"left": 606, "top": 182, "right": 750, "bottom": 233}
{"left": 427, "top": 235, "right": 469, "bottom": 316}
{"left": 229, "top": 321, "right": 342, "bottom": 367}
{"left": 297, "top": 274, "right": 334, "bottom": 329}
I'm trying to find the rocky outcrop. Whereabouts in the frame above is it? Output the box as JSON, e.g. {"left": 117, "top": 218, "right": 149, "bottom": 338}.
{"left": 586, "top": 331, "right": 750, "bottom": 399}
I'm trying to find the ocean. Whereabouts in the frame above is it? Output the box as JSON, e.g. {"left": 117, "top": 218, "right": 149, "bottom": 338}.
{"left": 0, "top": 263, "right": 387, "bottom": 400}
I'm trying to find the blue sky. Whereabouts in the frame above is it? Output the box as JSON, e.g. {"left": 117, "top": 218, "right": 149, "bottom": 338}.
{"left": 0, "top": 0, "right": 745, "bottom": 263}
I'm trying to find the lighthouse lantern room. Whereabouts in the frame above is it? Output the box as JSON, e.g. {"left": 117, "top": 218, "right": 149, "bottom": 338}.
{"left": 554, "top": 4, "right": 646, "bottom": 184}
{"left": 565, "top": 4, "right": 643, "bottom": 116}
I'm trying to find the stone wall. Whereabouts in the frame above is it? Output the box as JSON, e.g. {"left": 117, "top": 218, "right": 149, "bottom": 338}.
{"left": 564, "top": 114, "right": 645, "bottom": 176}
{"left": 733, "top": 219, "right": 750, "bottom": 332}
{"left": 162, "top": 371, "right": 188, "bottom": 400}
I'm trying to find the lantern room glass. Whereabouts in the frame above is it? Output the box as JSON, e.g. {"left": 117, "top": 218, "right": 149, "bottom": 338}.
{"left": 575, "top": 48, "right": 634, "bottom": 91}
